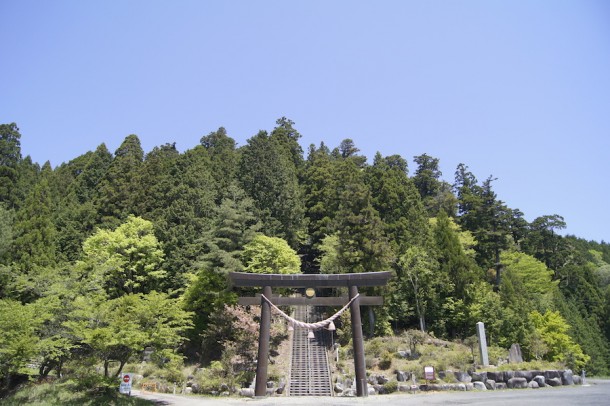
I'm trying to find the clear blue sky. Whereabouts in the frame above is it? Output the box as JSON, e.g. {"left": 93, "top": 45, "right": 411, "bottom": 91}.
{"left": 1, "top": 1, "right": 609, "bottom": 242}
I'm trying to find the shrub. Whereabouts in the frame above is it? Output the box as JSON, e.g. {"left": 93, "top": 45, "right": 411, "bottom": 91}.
{"left": 379, "top": 351, "right": 393, "bottom": 370}
{"left": 383, "top": 380, "right": 398, "bottom": 393}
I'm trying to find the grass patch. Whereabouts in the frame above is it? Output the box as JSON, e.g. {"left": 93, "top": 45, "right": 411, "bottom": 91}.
{"left": 1, "top": 381, "right": 155, "bottom": 406}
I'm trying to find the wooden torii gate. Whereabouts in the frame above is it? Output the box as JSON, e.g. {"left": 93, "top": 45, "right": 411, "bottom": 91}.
{"left": 229, "top": 271, "right": 392, "bottom": 397}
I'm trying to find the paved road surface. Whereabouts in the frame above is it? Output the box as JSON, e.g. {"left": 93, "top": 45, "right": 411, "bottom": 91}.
{"left": 133, "top": 379, "right": 610, "bottom": 406}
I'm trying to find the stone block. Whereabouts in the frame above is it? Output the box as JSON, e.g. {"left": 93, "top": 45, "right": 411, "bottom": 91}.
{"left": 471, "top": 371, "right": 487, "bottom": 382}
{"left": 544, "top": 370, "right": 561, "bottom": 380}
{"left": 547, "top": 377, "right": 563, "bottom": 387}
{"left": 239, "top": 388, "right": 254, "bottom": 397}
{"left": 533, "top": 375, "right": 546, "bottom": 387}
{"left": 487, "top": 371, "right": 504, "bottom": 382}
{"left": 515, "top": 370, "right": 533, "bottom": 381}
{"left": 454, "top": 371, "right": 472, "bottom": 383}
{"left": 507, "top": 377, "right": 528, "bottom": 389}
{"left": 508, "top": 343, "right": 523, "bottom": 363}
{"left": 528, "top": 381, "right": 540, "bottom": 389}
{"left": 473, "top": 381, "right": 487, "bottom": 391}
{"left": 396, "top": 370, "right": 410, "bottom": 382}
{"left": 495, "top": 382, "right": 507, "bottom": 390}
{"left": 485, "top": 379, "right": 496, "bottom": 390}
{"left": 562, "top": 369, "right": 574, "bottom": 385}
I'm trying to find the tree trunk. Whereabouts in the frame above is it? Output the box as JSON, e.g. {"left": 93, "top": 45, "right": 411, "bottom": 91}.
{"left": 115, "top": 358, "right": 127, "bottom": 378}
{"left": 103, "top": 360, "right": 110, "bottom": 378}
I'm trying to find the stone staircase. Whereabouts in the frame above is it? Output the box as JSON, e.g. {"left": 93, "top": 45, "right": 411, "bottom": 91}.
{"left": 287, "top": 306, "right": 333, "bottom": 396}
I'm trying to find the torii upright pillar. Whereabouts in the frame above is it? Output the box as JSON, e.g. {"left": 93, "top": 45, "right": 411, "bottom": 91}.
{"left": 255, "top": 285, "right": 272, "bottom": 397}
{"left": 349, "top": 285, "right": 367, "bottom": 396}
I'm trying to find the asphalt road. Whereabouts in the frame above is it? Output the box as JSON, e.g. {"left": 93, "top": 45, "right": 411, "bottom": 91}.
{"left": 132, "top": 379, "right": 610, "bottom": 406}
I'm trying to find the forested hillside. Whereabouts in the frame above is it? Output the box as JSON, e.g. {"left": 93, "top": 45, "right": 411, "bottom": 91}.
{"left": 1, "top": 118, "right": 609, "bottom": 392}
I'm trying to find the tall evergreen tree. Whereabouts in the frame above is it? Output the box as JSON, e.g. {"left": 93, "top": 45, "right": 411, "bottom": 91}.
{"left": 367, "top": 153, "right": 430, "bottom": 254}
{"left": 0, "top": 123, "right": 22, "bottom": 208}
{"left": 301, "top": 143, "right": 339, "bottom": 273}
{"left": 200, "top": 127, "right": 240, "bottom": 203}
{"left": 333, "top": 159, "right": 392, "bottom": 274}
{"left": 238, "top": 129, "right": 305, "bottom": 248}
{"left": 95, "top": 135, "right": 144, "bottom": 228}
{"left": 432, "top": 210, "right": 482, "bottom": 338}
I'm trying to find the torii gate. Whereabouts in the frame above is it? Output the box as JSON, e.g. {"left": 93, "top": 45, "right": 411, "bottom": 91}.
{"left": 229, "top": 271, "right": 392, "bottom": 397}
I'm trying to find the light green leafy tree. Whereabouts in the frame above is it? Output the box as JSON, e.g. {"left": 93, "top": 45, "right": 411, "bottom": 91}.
{"left": 500, "top": 251, "right": 558, "bottom": 310}
{"left": 66, "top": 292, "right": 192, "bottom": 378}
{"left": 241, "top": 235, "right": 300, "bottom": 274}
{"left": 0, "top": 299, "right": 41, "bottom": 389}
{"left": 81, "top": 215, "right": 165, "bottom": 297}
{"left": 393, "top": 245, "right": 438, "bottom": 332}
{"left": 529, "top": 310, "right": 589, "bottom": 371}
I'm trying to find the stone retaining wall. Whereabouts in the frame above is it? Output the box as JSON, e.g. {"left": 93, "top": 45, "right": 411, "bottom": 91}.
{"left": 331, "top": 369, "right": 581, "bottom": 396}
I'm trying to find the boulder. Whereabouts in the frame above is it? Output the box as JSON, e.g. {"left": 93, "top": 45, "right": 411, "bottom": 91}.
{"left": 342, "top": 389, "right": 356, "bottom": 397}
{"left": 367, "top": 386, "right": 377, "bottom": 396}
{"left": 377, "top": 375, "right": 389, "bottom": 384}
{"left": 504, "top": 371, "right": 515, "bottom": 381}
{"left": 454, "top": 371, "right": 472, "bottom": 383}
{"left": 265, "top": 387, "right": 275, "bottom": 396}
{"left": 438, "top": 370, "right": 448, "bottom": 379}
{"left": 573, "top": 375, "right": 582, "bottom": 385}
{"left": 485, "top": 379, "right": 496, "bottom": 390}
{"left": 533, "top": 375, "right": 546, "bottom": 387}
{"left": 495, "top": 382, "right": 507, "bottom": 390}
{"left": 456, "top": 383, "right": 467, "bottom": 391}
{"left": 239, "top": 388, "right": 254, "bottom": 397}
{"left": 372, "top": 384, "right": 383, "bottom": 394}
{"left": 397, "top": 384, "right": 411, "bottom": 392}
{"left": 190, "top": 383, "right": 200, "bottom": 394}
{"left": 487, "top": 371, "right": 504, "bottom": 383}
{"left": 334, "top": 382, "right": 344, "bottom": 393}
{"left": 562, "top": 369, "right": 574, "bottom": 385}
{"left": 528, "top": 381, "right": 540, "bottom": 389}
{"left": 544, "top": 370, "right": 561, "bottom": 381}
{"left": 276, "top": 379, "right": 286, "bottom": 394}
{"left": 508, "top": 343, "right": 524, "bottom": 363}
{"left": 265, "top": 381, "right": 274, "bottom": 389}
{"left": 465, "top": 383, "right": 474, "bottom": 391}
{"left": 471, "top": 371, "right": 487, "bottom": 382}
{"left": 396, "top": 370, "right": 410, "bottom": 382}
{"left": 184, "top": 387, "right": 192, "bottom": 394}
{"left": 473, "top": 381, "right": 487, "bottom": 391}
{"left": 547, "top": 377, "right": 563, "bottom": 387}
{"left": 397, "top": 350, "right": 411, "bottom": 358}
{"left": 507, "top": 377, "right": 528, "bottom": 389}
{"left": 515, "top": 370, "right": 533, "bottom": 381}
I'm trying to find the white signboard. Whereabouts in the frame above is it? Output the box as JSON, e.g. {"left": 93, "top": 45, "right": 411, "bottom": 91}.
{"left": 119, "top": 372, "right": 133, "bottom": 395}
{"left": 424, "top": 366, "right": 435, "bottom": 380}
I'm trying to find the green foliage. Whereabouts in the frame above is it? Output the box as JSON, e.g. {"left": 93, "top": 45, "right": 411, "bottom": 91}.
{"left": 81, "top": 216, "right": 165, "bottom": 297}
{"left": 500, "top": 251, "right": 558, "bottom": 310}
{"left": 529, "top": 310, "right": 589, "bottom": 371}
{"left": 241, "top": 235, "right": 300, "bottom": 274}
{"left": 238, "top": 128, "right": 305, "bottom": 248}
{"left": 3, "top": 119, "right": 610, "bottom": 396}
{"left": 0, "top": 123, "right": 22, "bottom": 207}
{"left": 66, "top": 291, "right": 192, "bottom": 377}
{"left": 0, "top": 300, "right": 41, "bottom": 387}
{"left": 1, "top": 379, "right": 154, "bottom": 405}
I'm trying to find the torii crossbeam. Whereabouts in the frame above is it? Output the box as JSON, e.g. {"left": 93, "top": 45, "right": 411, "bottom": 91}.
{"left": 229, "top": 271, "right": 392, "bottom": 397}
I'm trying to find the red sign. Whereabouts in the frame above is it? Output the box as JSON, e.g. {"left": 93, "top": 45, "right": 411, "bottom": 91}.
{"left": 123, "top": 374, "right": 131, "bottom": 383}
